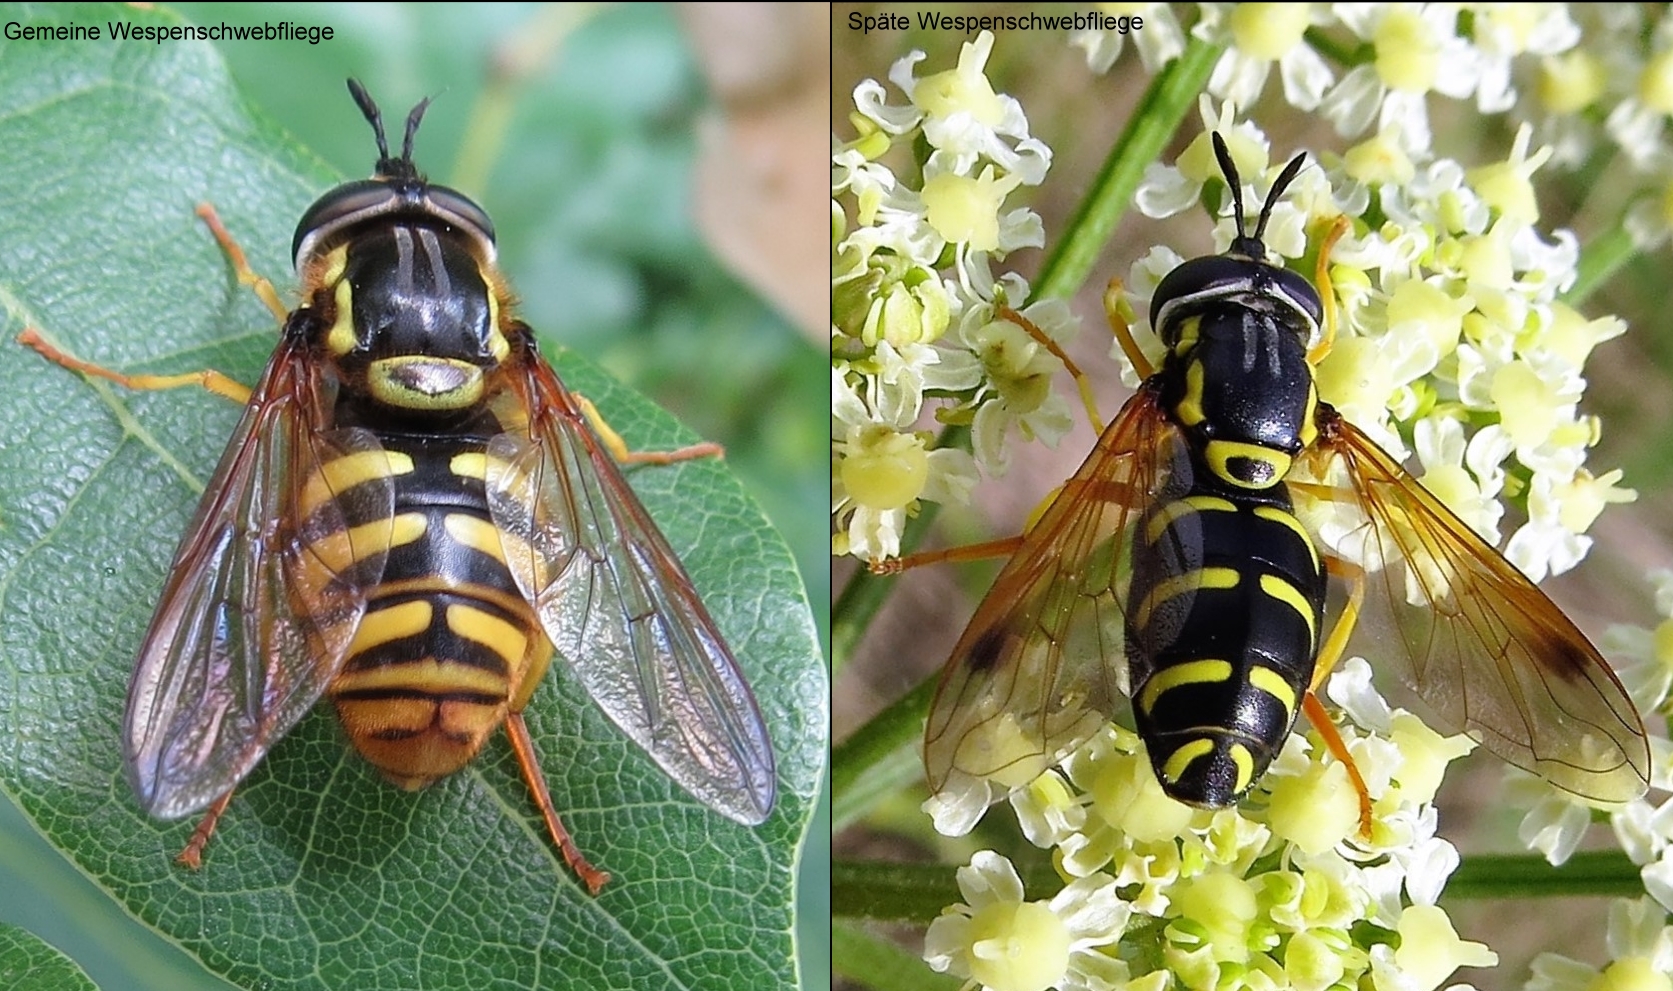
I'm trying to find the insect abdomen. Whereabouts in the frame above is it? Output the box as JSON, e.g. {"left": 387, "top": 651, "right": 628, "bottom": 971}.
{"left": 320, "top": 432, "right": 548, "bottom": 790}
{"left": 1125, "top": 485, "right": 1325, "bottom": 806}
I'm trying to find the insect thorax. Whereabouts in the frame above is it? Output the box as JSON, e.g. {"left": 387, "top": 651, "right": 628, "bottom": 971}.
{"left": 1157, "top": 302, "right": 1319, "bottom": 492}
{"left": 309, "top": 222, "right": 513, "bottom": 418}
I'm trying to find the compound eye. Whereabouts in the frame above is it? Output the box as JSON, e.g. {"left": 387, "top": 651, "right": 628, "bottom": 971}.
{"left": 425, "top": 185, "right": 496, "bottom": 246}
{"left": 291, "top": 180, "right": 394, "bottom": 265}
{"left": 1267, "top": 265, "right": 1323, "bottom": 327}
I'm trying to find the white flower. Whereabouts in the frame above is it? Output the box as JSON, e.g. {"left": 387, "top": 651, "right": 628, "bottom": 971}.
{"left": 1321, "top": 3, "right": 1483, "bottom": 155}
{"left": 1470, "top": 3, "right": 1581, "bottom": 113}
{"left": 1071, "top": 3, "right": 1186, "bottom": 74}
{"left": 1195, "top": 2, "right": 1336, "bottom": 110}
{"left": 890, "top": 31, "right": 1051, "bottom": 182}
{"left": 1527, "top": 897, "right": 1673, "bottom": 991}
{"left": 1604, "top": 569, "right": 1673, "bottom": 712}
{"left": 924, "top": 851, "right": 1129, "bottom": 991}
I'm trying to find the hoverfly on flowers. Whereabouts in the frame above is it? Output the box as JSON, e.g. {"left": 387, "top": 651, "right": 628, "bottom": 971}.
{"left": 882, "top": 133, "right": 1648, "bottom": 832}
{"left": 19, "top": 80, "right": 776, "bottom": 892}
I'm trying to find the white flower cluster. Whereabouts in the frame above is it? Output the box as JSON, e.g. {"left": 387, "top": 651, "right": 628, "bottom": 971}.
{"left": 832, "top": 31, "right": 1080, "bottom": 562}
{"left": 1078, "top": 5, "right": 1673, "bottom": 251}
{"left": 925, "top": 661, "right": 1498, "bottom": 991}
{"left": 1075, "top": 4, "right": 1580, "bottom": 159}
{"left": 1515, "top": 571, "right": 1673, "bottom": 920}
{"left": 1122, "top": 100, "right": 1632, "bottom": 585}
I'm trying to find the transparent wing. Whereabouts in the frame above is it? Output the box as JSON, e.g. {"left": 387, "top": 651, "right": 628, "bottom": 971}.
{"left": 1319, "top": 410, "right": 1649, "bottom": 801}
{"left": 485, "top": 353, "right": 775, "bottom": 824}
{"left": 122, "top": 344, "right": 392, "bottom": 819}
{"left": 924, "top": 385, "right": 1187, "bottom": 797}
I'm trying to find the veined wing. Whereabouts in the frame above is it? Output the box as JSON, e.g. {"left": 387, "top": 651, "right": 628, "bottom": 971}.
{"left": 1318, "top": 407, "right": 1648, "bottom": 802}
{"left": 924, "top": 384, "right": 1187, "bottom": 806}
{"left": 486, "top": 348, "right": 775, "bottom": 824}
{"left": 123, "top": 342, "right": 392, "bottom": 818}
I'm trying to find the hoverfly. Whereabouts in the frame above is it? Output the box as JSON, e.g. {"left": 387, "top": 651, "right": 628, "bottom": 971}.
{"left": 908, "top": 133, "right": 1648, "bottom": 831}
{"left": 19, "top": 80, "right": 776, "bottom": 893}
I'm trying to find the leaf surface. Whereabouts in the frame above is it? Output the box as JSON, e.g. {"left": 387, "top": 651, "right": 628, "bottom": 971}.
{"left": 0, "top": 5, "right": 825, "bottom": 990}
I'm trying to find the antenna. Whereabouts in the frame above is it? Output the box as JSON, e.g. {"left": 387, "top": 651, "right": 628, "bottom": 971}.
{"left": 1212, "top": 132, "right": 1307, "bottom": 258}
{"left": 346, "top": 78, "right": 428, "bottom": 182}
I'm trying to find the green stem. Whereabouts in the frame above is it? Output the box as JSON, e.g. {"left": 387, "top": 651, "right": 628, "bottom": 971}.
{"left": 1565, "top": 224, "right": 1640, "bottom": 306}
{"left": 833, "top": 920, "right": 963, "bottom": 991}
{"left": 1031, "top": 37, "right": 1223, "bottom": 303}
{"left": 832, "top": 677, "right": 937, "bottom": 830}
{"left": 1303, "top": 26, "right": 1373, "bottom": 67}
{"left": 834, "top": 858, "right": 1062, "bottom": 922}
{"left": 1445, "top": 849, "right": 1643, "bottom": 900}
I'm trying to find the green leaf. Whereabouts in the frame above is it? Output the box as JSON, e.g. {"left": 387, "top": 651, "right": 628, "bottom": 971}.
{"left": 0, "top": 923, "right": 100, "bottom": 991}
{"left": 0, "top": 5, "right": 825, "bottom": 990}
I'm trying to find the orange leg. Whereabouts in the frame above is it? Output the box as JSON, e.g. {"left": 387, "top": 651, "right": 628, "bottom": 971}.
{"left": 574, "top": 393, "right": 724, "bottom": 466}
{"left": 1305, "top": 554, "right": 1374, "bottom": 837}
{"left": 18, "top": 327, "right": 252, "bottom": 405}
{"left": 1306, "top": 215, "right": 1352, "bottom": 365}
{"left": 1302, "top": 692, "right": 1374, "bottom": 838}
{"left": 196, "top": 202, "right": 289, "bottom": 323}
{"left": 18, "top": 202, "right": 289, "bottom": 405}
{"left": 1103, "top": 278, "right": 1155, "bottom": 381}
{"left": 175, "top": 789, "right": 236, "bottom": 869}
{"left": 995, "top": 303, "right": 1103, "bottom": 432}
{"left": 506, "top": 712, "right": 611, "bottom": 895}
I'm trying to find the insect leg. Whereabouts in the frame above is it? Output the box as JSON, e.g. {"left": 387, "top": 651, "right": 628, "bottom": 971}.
{"left": 17, "top": 327, "right": 253, "bottom": 405}
{"left": 195, "top": 202, "right": 289, "bottom": 323}
{"left": 1306, "top": 216, "right": 1351, "bottom": 365}
{"left": 174, "top": 789, "right": 236, "bottom": 869}
{"left": 870, "top": 467, "right": 1146, "bottom": 574}
{"left": 1301, "top": 693, "right": 1373, "bottom": 837}
{"left": 869, "top": 534, "right": 1028, "bottom": 575}
{"left": 1305, "top": 554, "right": 1373, "bottom": 835}
{"left": 571, "top": 393, "right": 724, "bottom": 466}
{"left": 1103, "top": 277, "right": 1155, "bottom": 381}
{"left": 505, "top": 712, "right": 612, "bottom": 895}
{"left": 995, "top": 303, "right": 1103, "bottom": 432}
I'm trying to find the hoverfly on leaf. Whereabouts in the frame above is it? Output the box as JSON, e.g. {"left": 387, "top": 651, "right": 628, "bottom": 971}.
{"left": 887, "top": 133, "right": 1648, "bottom": 835}
{"left": 19, "top": 80, "right": 776, "bottom": 893}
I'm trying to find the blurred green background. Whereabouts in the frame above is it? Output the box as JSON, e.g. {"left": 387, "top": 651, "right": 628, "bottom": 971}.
{"left": 0, "top": 3, "right": 827, "bottom": 989}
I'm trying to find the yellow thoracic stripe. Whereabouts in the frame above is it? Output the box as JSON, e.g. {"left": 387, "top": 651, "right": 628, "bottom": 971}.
{"left": 1259, "top": 573, "right": 1318, "bottom": 648}
{"left": 299, "top": 450, "right": 416, "bottom": 519}
{"left": 1172, "top": 314, "right": 1200, "bottom": 354}
{"left": 1175, "top": 359, "right": 1207, "bottom": 427}
{"left": 1252, "top": 504, "right": 1319, "bottom": 571}
{"left": 1139, "top": 659, "right": 1233, "bottom": 715}
{"left": 1135, "top": 566, "right": 1240, "bottom": 630}
{"left": 1299, "top": 380, "right": 1319, "bottom": 448}
{"left": 325, "top": 277, "right": 357, "bottom": 357}
{"left": 1162, "top": 738, "right": 1215, "bottom": 785}
{"left": 1247, "top": 665, "right": 1298, "bottom": 721}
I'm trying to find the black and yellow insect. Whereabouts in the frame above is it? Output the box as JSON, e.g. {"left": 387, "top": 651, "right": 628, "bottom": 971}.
{"left": 21, "top": 80, "right": 775, "bottom": 893}
{"left": 916, "top": 133, "right": 1648, "bottom": 826}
